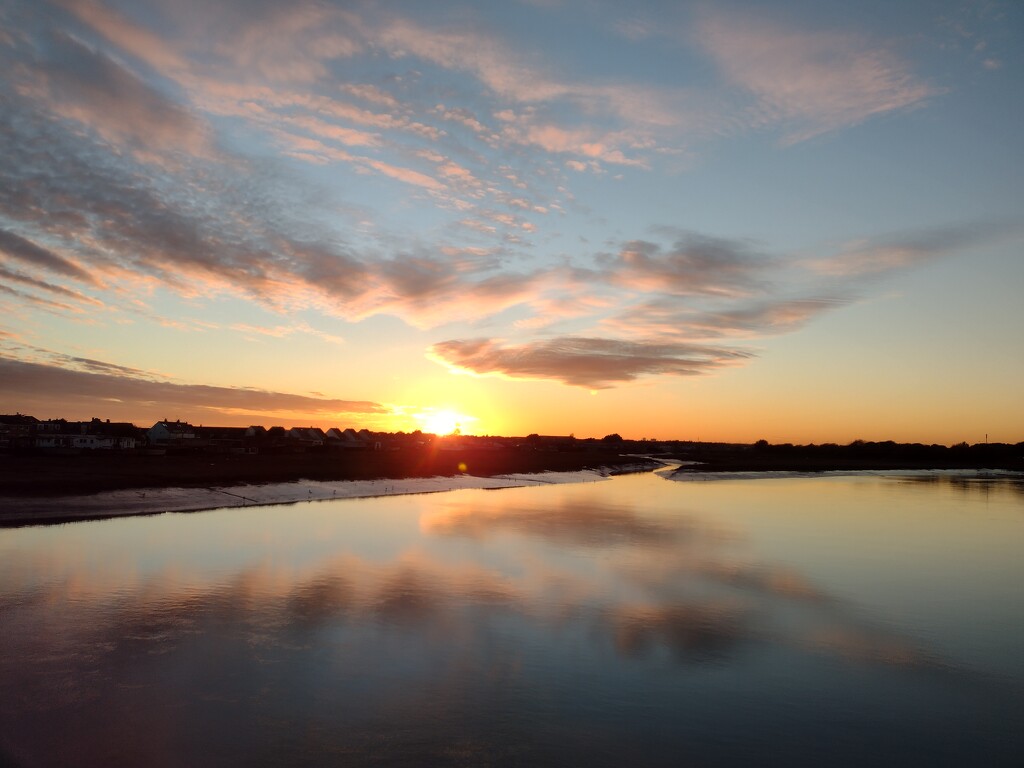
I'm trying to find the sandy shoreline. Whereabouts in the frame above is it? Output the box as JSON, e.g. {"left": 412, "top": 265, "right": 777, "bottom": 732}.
{"left": 0, "top": 466, "right": 652, "bottom": 527}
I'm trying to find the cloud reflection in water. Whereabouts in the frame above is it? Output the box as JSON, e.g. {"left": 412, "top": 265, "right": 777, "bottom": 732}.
{"left": 2, "top": 476, "right": 1021, "bottom": 766}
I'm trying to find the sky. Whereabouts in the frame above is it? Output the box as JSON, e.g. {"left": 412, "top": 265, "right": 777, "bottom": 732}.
{"left": 0, "top": 0, "right": 1021, "bottom": 443}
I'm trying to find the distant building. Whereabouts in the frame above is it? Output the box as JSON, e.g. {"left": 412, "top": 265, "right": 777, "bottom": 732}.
{"left": 147, "top": 420, "right": 198, "bottom": 447}
{"left": 193, "top": 425, "right": 248, "bottom": 453}
{"left": 33, "top": 418, "right": 142, "bottom": 451}
{"left": 325, "top": 427, "right": 368, "bottom": 449}
{"left": 0, "top": 414, "right": 39, "bottom": 449}
{"left": 287, "top": 427, "right": 326, "bottom": 449}
{"left": 88, "top": 418, "right": 143, "bottom": 450}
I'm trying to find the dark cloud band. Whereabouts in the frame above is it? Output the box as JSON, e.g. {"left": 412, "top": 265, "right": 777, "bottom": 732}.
{"left": 429, "top": 336, "right": 752, "bottom": 389}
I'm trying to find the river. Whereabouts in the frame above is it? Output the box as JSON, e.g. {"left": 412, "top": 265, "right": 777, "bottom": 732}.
{"left": 2, "top": 470, "right": 1022, "bottom": 766}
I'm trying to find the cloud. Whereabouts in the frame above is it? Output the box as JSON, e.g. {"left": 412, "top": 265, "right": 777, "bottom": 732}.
{"left": 0, "top": 265, "right": 103, "bottom": 306}
{"left": 372, "top": 14, "right": 691, "bottom": 131}
{"left": 429, "top": 336, "right": 752, "bottom": 389}
{"left": 210, "top": 3, "right": 362, "bottom": 83}
{"left": 0, "top": 36, "right": 997, "bottom": 390}
{"left": 606, "top": 297, "right": 847, "bottom": 341}
{"left": 340, "top": 83, "right": 399, "bottom": 109}
{"left": 602, "top": 234, "right": 772, "bottom": 298}
{"left": 57, "top": 0, "right": 190, "bottom": 75}
{"left": 359, "top": 264, "right": 544, "bottom": 328}
{"left": 433, "top": 104, "right": 489, "bottom": 135}
{"left": 20, "top": 29, "right": 211, "bottom": 161}
{"left": 696, "top": 9, "right": 936, "bottom": 143}
{"left": 513, "top": 293, "right": 615, "bottom": 331}
{"left": 0, "top": 283, "right": 82, "bottom": 314}
{"left": 0, "top": 228, "right": 96, "bottom": 285}
{"left": 229, "top": 321, "right": 346, "bottom": 346}
{"left": 52, "top": 1, "right": 450, "bottom": 192}
{"left": 499, "top": 121, "right": 652, "bottom": 168}
{"left": 360, "top": 157, "right": 445, "bottom": 191}
{"left": 49, "top": 0, "right": 938, "bottom": 192}
{"left": 0, "top": 1, "right": 1000, "bottom": 401}
{"left": 0, "top": 82, "right": 541, "bottom": 330}
{"left": 806, "top": 221, "right": 1021, "bottom": 278}
{"left": 282, "top": 114, "right": 381, "bottom": 148}
{"left": 0, "top": 355, "right": 385, "bottom": 418}
{"left": 52, "top": 352, "right": 157, "bottom": 378}
{"left": 268, "top": 128, "right": 445, "bottom": 190}
{"left": 62, "top": 0, "right": 360, "bottom": 85}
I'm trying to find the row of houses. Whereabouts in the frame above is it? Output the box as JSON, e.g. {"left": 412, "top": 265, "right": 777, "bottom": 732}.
{"left": 1, "top": 416, "right": 143, "bottom": 451}
{"left": 0, "top": 415, "right": 389, "bottom": 454}
{"left": 147, "top": 421, "right": 384, "bottom": 452}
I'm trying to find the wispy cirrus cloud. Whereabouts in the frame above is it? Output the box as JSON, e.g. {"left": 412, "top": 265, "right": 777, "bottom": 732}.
{"left": 805, "top": 221, "right": 1021, "bottom": 278}
{"left": 695, "top": 8, "right": 937, "bottom": 143}
{"left": 0, "top": 88, "right": 542, "bottom": 329}
{"left": 34, "top": 0, "right": 942, "bottom": 214}
{"left": 0, "top": 265, "right": 103, "bottom": 307}
{"left": 33, "top": 1, "right": 461, "bottom": 197}
{"left": 604, "top": 297, "right": 848, "bottom": 342}
{"left": 12, "top": 0, "right": 944, "bottom": 276}
{"left": 0, "top": 283, "right": 84, "bottom": 315}
{"left": 54, "top": 0, "right": 190, "bottom": 75}
{"left": 15, "top": 27, "right": 212, "bottom": 162}
{"left": 209, "top": 2, "right": 362, "bottom": 83}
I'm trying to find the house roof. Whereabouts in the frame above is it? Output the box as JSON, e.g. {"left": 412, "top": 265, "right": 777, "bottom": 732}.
{"left": 0, "top": 414, "right": 40, "bottom": 425}
{"left": 194, "top": 426, "right": 249, "bottom": 439}
{"left": 151, "top": 420, "right": 196, "bottom": 433}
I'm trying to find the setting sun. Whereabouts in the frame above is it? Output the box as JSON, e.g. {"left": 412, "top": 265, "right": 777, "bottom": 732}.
{"left": 419, "top": 409, "right": 473, "bottom": 436}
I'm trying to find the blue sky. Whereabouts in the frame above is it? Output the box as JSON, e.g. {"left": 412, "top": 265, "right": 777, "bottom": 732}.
{"left": 0, "top": 0, "right": 1021, "bottom": 441}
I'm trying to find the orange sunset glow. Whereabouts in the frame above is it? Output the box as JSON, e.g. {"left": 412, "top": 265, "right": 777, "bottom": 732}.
{"left": 0, "top": 0, "right": 1020, "bottom": 443}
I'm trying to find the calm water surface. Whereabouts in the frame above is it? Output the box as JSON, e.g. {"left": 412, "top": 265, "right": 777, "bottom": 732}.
{"left": 1, "top": 472, "right": 1022, "bottom": 766}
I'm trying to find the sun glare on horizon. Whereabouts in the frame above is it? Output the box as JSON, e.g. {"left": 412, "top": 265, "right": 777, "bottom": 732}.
{"left": 419, "top": 409, "right": 474, "bottom": 436}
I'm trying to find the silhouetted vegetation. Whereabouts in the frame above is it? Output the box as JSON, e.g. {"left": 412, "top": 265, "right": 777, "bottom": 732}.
{"left": 668, "top": 439, "right": 1024, "bottom": 473}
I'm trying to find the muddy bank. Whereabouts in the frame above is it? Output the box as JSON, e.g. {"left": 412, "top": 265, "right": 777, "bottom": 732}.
{"left": 0, "top": 467, "right": 658, "bottom": 527}
{"left": 0, "top": 448, "right": 655, "bottom": 497}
